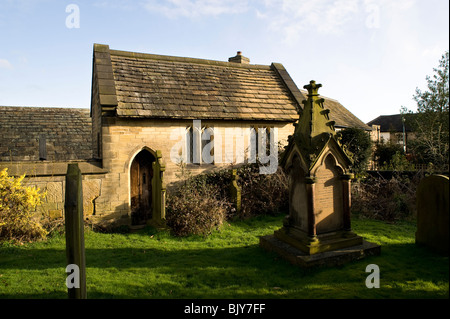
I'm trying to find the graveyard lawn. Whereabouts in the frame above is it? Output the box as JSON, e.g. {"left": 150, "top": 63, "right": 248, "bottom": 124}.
{"left": 0, "top": 215, "right": 448, "bottom": 299}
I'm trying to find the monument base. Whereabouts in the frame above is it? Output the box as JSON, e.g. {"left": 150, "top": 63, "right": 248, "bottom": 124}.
{"left": 274, "top": 226, "right": 365, "bottom": 255}
{"left": 260, "top": 234, "right": 380, "bottom": 268}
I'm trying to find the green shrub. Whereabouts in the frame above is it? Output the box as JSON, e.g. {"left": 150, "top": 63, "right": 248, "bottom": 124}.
{"left": 351, "top": 172, "right": 421, "bottom": 221}
{"left": 373, "top": 141, "right": 405, "bottom": 169}
{"left": 166, "top": 182, "right": 229, "bottom": 237}
{"left": 236, "top": 164, "right": 288, "bottom": 219}
{"left": 166, "top": 161, "right": 289, "bottom": 236}
{"left": 0, "top": 168, "right": 47, "bottom": 242}
{"left": 379, "top": 151, "right": 415, "bottom": 171}
{"left": 188, "top": 168, "right": 233, "bottom": 203}
{"left": 185, "top": 163, "right": 289, "bottom": 219}
{"left": 337, "top": 127, "right": 372, "bottom": 176}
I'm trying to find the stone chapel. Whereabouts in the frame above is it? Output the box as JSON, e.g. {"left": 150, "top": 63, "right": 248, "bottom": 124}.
{"left": 0, "top": 44, "right": 371, "bottom": 227}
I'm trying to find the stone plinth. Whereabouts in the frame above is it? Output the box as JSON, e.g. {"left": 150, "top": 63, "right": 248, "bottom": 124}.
{"left": 273, "top": 227, "right": 363, "bottom": 255}
{"left": 260, "top": 235, "right": 380, "bottom": 268}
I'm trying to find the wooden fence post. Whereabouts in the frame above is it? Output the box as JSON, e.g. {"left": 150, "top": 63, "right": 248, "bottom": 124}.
{"left": 230, "top": 169, "right": 241, "bottom": 215}
{"left": 64, "top": 163, "right": 87, "bottom": 299}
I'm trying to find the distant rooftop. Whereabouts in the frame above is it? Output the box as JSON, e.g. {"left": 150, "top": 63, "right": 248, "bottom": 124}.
{"left": 0, "top": 106, "right": 92, "bottom": 162}
{"left": 367, "top": 114, "right": 416, "bottom": 132}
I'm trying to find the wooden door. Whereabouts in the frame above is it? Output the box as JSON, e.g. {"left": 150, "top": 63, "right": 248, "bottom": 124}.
{"left": 130, "top": 150, "right": 154, "bottom": 225}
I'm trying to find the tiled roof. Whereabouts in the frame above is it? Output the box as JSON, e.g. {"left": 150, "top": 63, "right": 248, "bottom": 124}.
{"left": 0, "top": 106, "right": 92, "bottom": 161}
{"left": 93, "top": 44, "right": 370, "bottom": 130}
{"left": 108, "top": 49, "right": 300, "bottom": 121}
{"left": 367, "top": 114, "right": 415, "bottom": 132}
{"left": 307, "top": 93, "right": 372, "bottom": 131}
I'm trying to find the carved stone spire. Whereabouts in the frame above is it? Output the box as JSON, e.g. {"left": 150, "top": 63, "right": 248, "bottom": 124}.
{"left": 298, "top": 80, "right": 335, "bottom": 143}
{"left": 288, "top": 80, "right": 337, "bottom": 168}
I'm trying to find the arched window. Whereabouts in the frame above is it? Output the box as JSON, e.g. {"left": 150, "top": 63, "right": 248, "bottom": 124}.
{"left": 201, "top": 126, "right": 214, "bottom": 164}
{"left": 248, "top": 126, "right": 272, "bottom": 163}
{"left": 185, "top": 123, "right": 214, "bottom": 165}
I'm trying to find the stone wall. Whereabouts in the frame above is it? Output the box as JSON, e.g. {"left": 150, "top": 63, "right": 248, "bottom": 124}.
{"left": 25, "top": 174, "right": 104, "bottom": 221}
{"left": 1, "top": 119, "right": 294, "bottom": 227}
{"left": 93, "top": 117, "right": 294, "bottom": 225}
{"left": 0, "top": 160, "right": 107, "bottom": 224}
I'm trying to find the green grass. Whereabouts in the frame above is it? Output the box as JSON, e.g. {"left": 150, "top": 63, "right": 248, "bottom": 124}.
{"left": 0, "top": 215, "right": 448, "bottom": 299}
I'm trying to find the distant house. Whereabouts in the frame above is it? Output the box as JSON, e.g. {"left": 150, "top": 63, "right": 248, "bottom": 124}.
{"left": 367, "top": 114, "right": 416, "bottom": 151}
{"left": 0, "top": 44, "right": 370, "bottom": 227}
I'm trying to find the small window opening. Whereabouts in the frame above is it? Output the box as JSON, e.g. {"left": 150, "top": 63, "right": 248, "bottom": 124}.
{"left": 39, "top": 135, "right": 47, "bottom": 160}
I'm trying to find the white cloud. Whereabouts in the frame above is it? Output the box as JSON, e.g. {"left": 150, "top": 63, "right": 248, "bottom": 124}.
{"left": 93, "top": 0, "right": 136, "bottom": 10}
{"left": 256, "top": 0, "right": 419, "bottom": 42}
{"left": 142, "top": 0, "right": 249, "bottom": 19}
{"left": 258, "top": 0, "right": 361, "bottom": 41}
{"left": 321, "top": 0, "right": 359, "bottom": 33}
{"left": 422, "top": 44, "right": 448, "bottom": 59}
{"left": 0, "top": 58, "right": 12, "bottom": 69}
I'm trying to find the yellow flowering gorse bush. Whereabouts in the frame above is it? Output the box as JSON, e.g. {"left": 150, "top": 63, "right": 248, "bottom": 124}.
{"left": 0, "top": 168, "right": 47, "bottom": 242}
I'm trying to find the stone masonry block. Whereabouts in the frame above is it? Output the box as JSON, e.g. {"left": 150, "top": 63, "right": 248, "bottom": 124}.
{"left": 83, "top": 179, "right": 102, "bottom": 216}
{"left": 46, "top": 182, "right": 63, "bottom": 203}
{"left": 49, "top": 209, "right": 63, "bottom": 220}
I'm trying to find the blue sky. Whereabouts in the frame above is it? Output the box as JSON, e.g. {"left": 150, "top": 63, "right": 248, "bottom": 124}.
{"left": 0, "top": 0, "right": 448, "bottom": 123}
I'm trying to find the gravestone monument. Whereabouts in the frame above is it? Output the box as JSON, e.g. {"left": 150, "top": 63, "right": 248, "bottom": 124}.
{"left": 416, "top": 175, "right": 449, "bottom": 255}
{"left": 260, "top": 80, "right": 380, "bottom": 267}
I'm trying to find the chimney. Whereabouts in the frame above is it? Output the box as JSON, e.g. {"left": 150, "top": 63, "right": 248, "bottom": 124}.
{"left": 228, "top": 51, "right": 250, "bottom": 64}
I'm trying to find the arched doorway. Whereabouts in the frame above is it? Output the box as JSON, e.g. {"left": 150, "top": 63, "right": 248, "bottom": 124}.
{"left": 130, "top": 149, "right": 155, "bottom": 225}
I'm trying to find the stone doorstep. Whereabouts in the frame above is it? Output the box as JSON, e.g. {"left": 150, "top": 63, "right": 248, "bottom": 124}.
{"left": 259, "top": 235, "right": 381, "bottom": 268}
{"left": 129, "top": 224, "right": 146, "bottom": 232}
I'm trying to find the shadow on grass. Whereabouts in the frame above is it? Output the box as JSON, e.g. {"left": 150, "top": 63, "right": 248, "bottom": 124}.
{"left": 1, "top": 239, "right": 448, "bottom": 299}
{"left": 0, "top": 244, "right": 294, "bottom": 270}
